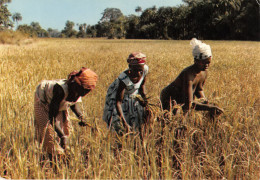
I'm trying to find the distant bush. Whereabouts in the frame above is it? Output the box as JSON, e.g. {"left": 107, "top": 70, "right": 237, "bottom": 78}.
{"left": 0, "top": 30, "right": 34, "bottom": 45}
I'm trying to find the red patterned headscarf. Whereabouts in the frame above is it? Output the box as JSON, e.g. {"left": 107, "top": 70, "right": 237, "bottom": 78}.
{"left": 127, "top": 52, "right": 146, "bottom": 65}
{"left": 68, "top": 67, "right": 98, "bottom": 90}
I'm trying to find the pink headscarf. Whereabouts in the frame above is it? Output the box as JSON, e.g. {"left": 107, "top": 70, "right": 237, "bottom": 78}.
{"left": 127, "top": 52, "right": 146, "bottom": 65}
{"left": 68, "top": 67, "right": 98, "bottom": 90}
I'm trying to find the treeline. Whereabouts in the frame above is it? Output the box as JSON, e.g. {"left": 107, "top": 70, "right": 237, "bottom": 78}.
{"left": 0, "top": 0, "right": 259, "bottom": 40}
{"left": 90, "top": 0, "right": 259, "bottom": 40}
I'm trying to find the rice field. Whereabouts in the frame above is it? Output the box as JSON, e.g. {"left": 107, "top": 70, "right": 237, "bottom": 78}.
{"left": 0, "top": 38, "right": 259, "bottom": 179}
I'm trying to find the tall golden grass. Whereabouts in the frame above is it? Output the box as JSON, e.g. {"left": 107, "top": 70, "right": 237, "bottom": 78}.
{"left": 0, "top": 31, "right": 34, "bottom": 45}
{"left": 0, "top": 38, "right": 259, "bottom": 179}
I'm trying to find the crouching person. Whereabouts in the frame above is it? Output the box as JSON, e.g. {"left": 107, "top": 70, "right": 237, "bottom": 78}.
{"left": 103, "top": 52, "right": 149, "bottom": 135}
{"left": 160, "top": 38, "right": 223, "bottom": 118}
{"left": 34, "top": 67, "right": 98, "bottom": 160}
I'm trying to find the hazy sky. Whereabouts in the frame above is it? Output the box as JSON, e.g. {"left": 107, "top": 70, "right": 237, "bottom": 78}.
{"left": 8, "top": 0, "right": 183, "bottom": 31}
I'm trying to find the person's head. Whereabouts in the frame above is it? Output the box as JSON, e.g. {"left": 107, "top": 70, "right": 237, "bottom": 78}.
{"left": 67, "top": 67, "right": 98, "bottom": 97}
{"left": 190, "top": 38, "right": 212, "bottom": 71}
{"left": 194, "top": 57, "right": 211, "bottom": 71}
{"left": 127, "top": 52, "right": 146, "bottom": 83}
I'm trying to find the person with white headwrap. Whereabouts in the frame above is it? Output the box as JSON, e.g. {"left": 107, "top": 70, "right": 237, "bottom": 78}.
{"left": 190, "top": 38, "right": 213, "bottom": 60}
{"left": 160, "top": 38, "right": 223, "bottom": 117}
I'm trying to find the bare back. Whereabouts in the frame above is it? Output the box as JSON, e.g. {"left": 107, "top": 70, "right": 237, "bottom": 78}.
{"left": 160, "top": 64, "right": 208, "bottom": 110}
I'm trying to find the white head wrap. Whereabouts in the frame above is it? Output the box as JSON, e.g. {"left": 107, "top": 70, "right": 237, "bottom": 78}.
{"left": 190, "top": 38, "right": 212, "bottom": 60}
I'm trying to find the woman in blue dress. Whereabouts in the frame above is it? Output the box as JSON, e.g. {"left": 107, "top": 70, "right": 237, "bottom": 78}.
{"left": 103, "top": 52, "right": 149, "bottom": 134}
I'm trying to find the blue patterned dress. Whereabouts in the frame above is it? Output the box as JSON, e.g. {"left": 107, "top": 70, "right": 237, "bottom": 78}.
{"left": 103, "top": 65, "right": 149, "bottom": 131}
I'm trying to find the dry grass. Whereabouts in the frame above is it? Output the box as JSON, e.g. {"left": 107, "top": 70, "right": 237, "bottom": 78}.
{"left": 0, "top": 38, "right": 259, "bottom": 179}
{"left": 0, "top": 31, "right": 34, "bottom": 45}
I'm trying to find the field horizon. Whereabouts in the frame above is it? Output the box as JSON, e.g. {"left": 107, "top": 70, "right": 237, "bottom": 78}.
{"left": 0, "top": 38, "right": 259, "bottom": 179}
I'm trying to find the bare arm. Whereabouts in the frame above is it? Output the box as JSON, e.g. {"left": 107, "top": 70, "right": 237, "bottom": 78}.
{"left": 182, "top": 78, "right": 194, "bottom": 112}
{"left": 182, "top": 72, "right": 209, "bottom": 111}
{"left": 71, "top": 103, "right": 89, "bottom": 126}
{"left": 194, "top": 78, "right": 207, "bottom": 100}
{"left": 70, "top": 103, "right": 84, "bottom": 119}
{"left": 183, "top": 79, "right": 212, "bottom": 111}
{"left": 139, "top": 76, "right": 146, "bottom": 97}
{"left": 116, "top": 80, "right": 130, "bottom": 130}
{"left": 138, "top": 76, "right": 148, "bottom": 106}
{"left": 193, "top": 79, "right": 223, "bottom": 113}
{"left": 49, "top": 84, "right": 66, "bottom": 139}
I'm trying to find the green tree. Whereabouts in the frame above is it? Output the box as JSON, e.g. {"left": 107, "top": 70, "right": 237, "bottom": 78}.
{"left": 97, "top": 8, "right": 125, "bottom": 39}
{"left": 61, "top": 20, "right": 77, "bottom": 38}
{"left": 30, "top": 22, "right": 43, "bottom": 35}
{"left": 77, "top": 23, "right": 87, "bottom": 38}
{"left": 125, "top": 15, "right": 140, "bottom": 39}
{"left": 95, "top": 21, "right": 110, "bottom": 37}
{"left": 0, "top": 0, "right": 12, "bottom": 30}
{"left": 135, "top": 6, "right": 142, "bottom": 16}
{"left": 235, "top": 0, "right": 259, "bottom": 40}
{"left": 17, "top": 24, "right": 36, "bottom": 36}
{"left": 0, "top": 0, "right": 12, "bottom": 4}
{"left": 140, "top": 6, "right": 157, "bottom": 24}
{"left": 17, "top": 22, "right": 49, "bottom": 37}
{"left": 182, "top": 0, "right": 259, "bottom": 40}
{"left": 86, "top": 0, "right": 259, "bottom": 40}
{"left": 157, "top": 7, "right": 175, "bottom": 39}
{"left": 17, "top": 22, "right": 48, "bottom": 37}
{"left": 47, "top": 28, "right": 61, "bottom": 37}
{"left": 86, "top": 25, "right": 97, "bottom": 37}
{"left": 12, "top": 12, "right": 22, "bottom": 28}
{"left": 108, "top": 15, "right": 126, "bottom": 39}
{"left": 100, "top": 8, "right": 123, "bottom": 22}
{"left": 139, "top": 6, "right": 158, "bottom": 38}
{"left": 212, "top": 0, "right": 258, "bottom": 40}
